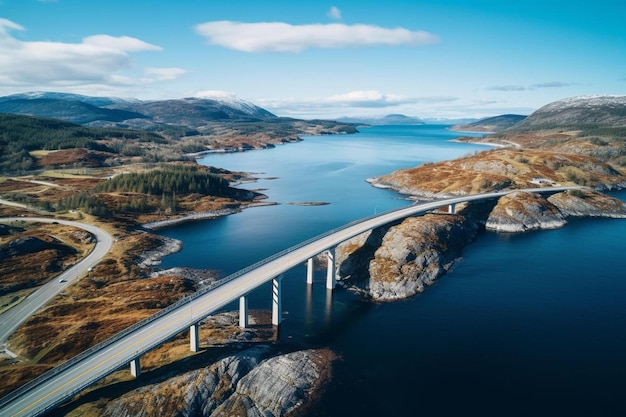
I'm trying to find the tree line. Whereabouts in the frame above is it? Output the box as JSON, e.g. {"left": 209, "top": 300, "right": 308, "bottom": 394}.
{"left": 0, "top": 114, "right": 166, "bottom": 173}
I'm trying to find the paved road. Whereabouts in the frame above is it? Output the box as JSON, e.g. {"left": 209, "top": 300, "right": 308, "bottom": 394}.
{"left": 0, "top": 187, "right": 578, "bottom": 417}
{"left": 0, "top": 217, "right": 114, "bottom": 345}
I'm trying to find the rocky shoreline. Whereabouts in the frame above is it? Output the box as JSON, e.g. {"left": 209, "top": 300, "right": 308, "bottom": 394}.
{"left": 130, "top": 142, "right": 626, "bottom": 416}
{"left": 101, "top": 345, "right": 335, "bottom": 417}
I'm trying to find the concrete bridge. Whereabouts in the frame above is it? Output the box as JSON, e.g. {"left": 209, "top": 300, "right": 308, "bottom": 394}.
{"left": 0, "top": 187, "right": 577, "bottom": 416}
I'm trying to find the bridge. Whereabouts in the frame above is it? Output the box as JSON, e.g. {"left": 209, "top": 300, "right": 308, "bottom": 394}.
{"left": 0, "top": 187, "right": 577, "bottom": 416}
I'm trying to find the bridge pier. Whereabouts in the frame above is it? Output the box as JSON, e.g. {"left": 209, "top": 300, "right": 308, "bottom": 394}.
{"left": 239, "top": 295, "right": 248, "bottom": 328}
{"left": 272, "top": 276, "right": 282, "bottom": 326}
{"left": 190, "top": 324, "right": 199, "bottom": 352}
{"left": 448, "top": 203, "right": 456, "bottom": 214}
{"left": 306, "top": 258, "right": 314, "bottom": 284}
{"left": 326, "top": 247, "right": 336, "bottom": 290}
{"left": 130, "top": 358, "right": 141, "bottom": 378}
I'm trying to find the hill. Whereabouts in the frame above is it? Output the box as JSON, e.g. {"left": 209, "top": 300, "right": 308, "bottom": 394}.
{"left": 0, "top": 98, "right": 148, "bottom": 125}
{"left": 0, "top": 92, "right": 276, "bottom": 129}
{"left": 451, "top": 114, "right": 526, "bottom": 132}
{"left": 506, "top": 95, "right": 626, "bottom": 132}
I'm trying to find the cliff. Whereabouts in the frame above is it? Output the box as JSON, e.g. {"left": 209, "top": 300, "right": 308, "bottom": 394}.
{"left": 101, "top": 346, "right": 335, "bottom": 417}
{"left": 335, "top": 188, "right": 626, "bottom": 301}
{"left": 336, "top": 214, "right": 479, "bottom": 301}
{"left": 485, "top": 191, "right": 567, "bottom": 232}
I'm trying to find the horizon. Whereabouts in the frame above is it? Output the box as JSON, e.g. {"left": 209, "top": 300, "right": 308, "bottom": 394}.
{"left": 0, "top": 0, "right": 624, "bottom": 119}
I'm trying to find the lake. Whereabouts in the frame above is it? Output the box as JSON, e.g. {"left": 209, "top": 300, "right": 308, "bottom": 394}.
{"left": 159, "top": 125, "right": 626, "bottom": 416}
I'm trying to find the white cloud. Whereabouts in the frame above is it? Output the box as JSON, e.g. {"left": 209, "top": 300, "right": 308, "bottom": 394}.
{"left": 256, "top": 90, "right": 458, "bottom": 118}
{"left": 0, "top": 18, "right": 166, "bottom": 93}
{"left": 326, "top": 90, "right": 410, "bottom": 107}
{"left": 328, "top": 6, "right": 342, "bottom": 20}
{"left": 144, "top": 67, "right": 187, "bottom": 81}
{"left": 194, "top": 21, "right": 440, "bottom": 52}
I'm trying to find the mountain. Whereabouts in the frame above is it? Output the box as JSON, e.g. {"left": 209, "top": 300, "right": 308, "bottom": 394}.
{"left": 506, "top": 95, "right": 626, "bottom": 132}
{"left": 337, "top": 114, "right": 424, "bottom": 125}
{"left": 0, "top": 98, "right": 148, "bottom": 124}
{"left": 0, "top": 92, "right": 277, "bottom": 130}
{"left": 451, "top": 114, "right": 527, "bottom": 132}
{"left": 108, "top": 97, "right": 276, "bottom": 127}
{"left": 0, "top": 91, "right": 135, "bottom": 107}
{"left": 422, "top": 117, "right": 478, "bottom": 125}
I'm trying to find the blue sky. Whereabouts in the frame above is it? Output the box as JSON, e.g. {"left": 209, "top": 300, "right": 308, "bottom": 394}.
{"left": 0, "top": 0, "right": 624, "bottom": 119}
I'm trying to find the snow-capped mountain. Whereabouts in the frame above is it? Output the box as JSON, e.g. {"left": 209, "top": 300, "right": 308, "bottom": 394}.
{"left": 0, "top": 91, "right": 276, "bottom": 127}
{"left": 508, "top": 95, "right": 626, "bottom": 131}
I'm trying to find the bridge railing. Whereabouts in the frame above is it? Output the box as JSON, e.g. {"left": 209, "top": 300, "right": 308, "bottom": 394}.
{"left": 1, "top": 187, "right": 577, "bottom": 412}
{"left": 0, "top": 202, "right": 414, "bottom": 410}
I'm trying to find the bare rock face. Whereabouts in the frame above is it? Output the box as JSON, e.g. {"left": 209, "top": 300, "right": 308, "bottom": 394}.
{"left": 214, "top": 349, "right": 334, "bottom": 417}
{"left": 102, "top": 346, "right": 334, "bottom": 417}
{"left": 485, "top": 191, "right": 567, "bottom": 232}
{"left": 547, "top": 189, "right": 626, "bottom": 218}
{"left": 337, "top": 214, "right": 478, "bottom": 301}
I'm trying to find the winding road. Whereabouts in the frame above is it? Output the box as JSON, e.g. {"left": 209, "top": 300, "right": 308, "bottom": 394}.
{"left": 0, "top": 187, "right": 579, "bottom": 417}
{"left": 0, "top": 217, "right": 114, "bottom": 345}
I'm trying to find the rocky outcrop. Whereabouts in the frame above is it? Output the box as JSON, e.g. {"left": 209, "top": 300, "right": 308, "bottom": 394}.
{"left": 485, "top": 191, "right": 567, "bottom": 232}
{"left": 336, "top": 214, "right": 478, "bottom": 301}
{"left": 547, "top": 189, "right": 626, "bottom": 218}
{"left": 101, "top": 346, "right": 335, "bottom": 417}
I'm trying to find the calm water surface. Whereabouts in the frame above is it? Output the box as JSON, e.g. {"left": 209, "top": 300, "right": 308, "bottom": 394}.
{"left": 159, "top": 125, "right": 626, "bottom": 416}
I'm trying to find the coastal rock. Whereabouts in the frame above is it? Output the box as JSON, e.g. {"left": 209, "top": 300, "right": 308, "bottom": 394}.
{"left": 547, "top": 189, "right": 626, "bottom": 218}
{"left": 101, "top": 346, "right": 334, "bottom": 417}
{"left": 337, "top": 214, "right": 478, "bottom": 301}
{"left": 135, "top": 235, "right": 182, "bottom": 269}
{"left": 485, "top": 191, "right": 567, "bottom": 232}
{"left": 215, "top": 349, "right": 334, "bottom": 417}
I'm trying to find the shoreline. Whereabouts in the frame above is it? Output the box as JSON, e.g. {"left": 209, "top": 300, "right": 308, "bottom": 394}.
{"left": 142, "top": 202, "right": 278, "bottom": 230}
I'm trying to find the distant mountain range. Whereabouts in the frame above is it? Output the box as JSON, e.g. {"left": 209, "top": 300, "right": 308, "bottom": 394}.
{"left": 336, "top": 114, "right": 425, "bottom": 125}
{"left": 450, "top": 114, "right": 527, "bottom": 133}
{"left": 0, "top": 92, "right": 277, "bottom": 129}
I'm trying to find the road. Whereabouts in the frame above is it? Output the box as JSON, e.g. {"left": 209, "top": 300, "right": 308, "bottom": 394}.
{"left": 0, "top": 187, "right": 579, "bottom": 416}
{"left": 0, "top": 217, "right": 114, "bottom": 345}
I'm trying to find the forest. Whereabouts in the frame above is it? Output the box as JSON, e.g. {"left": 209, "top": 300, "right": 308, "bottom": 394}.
{"left": 0, "top": 114, "right": 166, "bottom": 173}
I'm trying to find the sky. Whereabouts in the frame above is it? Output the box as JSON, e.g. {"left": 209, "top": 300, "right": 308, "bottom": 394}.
{"left": 0, "top": 0, "right": 625, "bottom": 120}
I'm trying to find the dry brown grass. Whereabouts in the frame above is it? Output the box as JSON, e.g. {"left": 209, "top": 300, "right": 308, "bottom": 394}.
{"left": 378, "top": 148, "right": 626, "bottom": 195}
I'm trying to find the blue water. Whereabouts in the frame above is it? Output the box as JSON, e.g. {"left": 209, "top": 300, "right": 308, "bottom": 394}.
{"left": 158, "top": 125, "right": 626, "bottom": 416}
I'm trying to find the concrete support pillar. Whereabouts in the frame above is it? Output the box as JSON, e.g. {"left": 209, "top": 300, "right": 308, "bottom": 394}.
{"left": 448, "top": 203, "right": 456, "bottom": 214}
{"left": 190, "top": 323, "right": 199, "bottom": 352}
{"left": 326, "top": 247, "right": 336, "bottom": 290}
{"left": 306, "top": 258, "right": 314, "bottom": 285}
{"left": 272, "top": 276, "right": 282, "bottom": 326}
{"left": 130, "top": 358, "right": 141, "bottom": 378}
{"left": 239, "top": 295, "right": 248, "bottom": 328}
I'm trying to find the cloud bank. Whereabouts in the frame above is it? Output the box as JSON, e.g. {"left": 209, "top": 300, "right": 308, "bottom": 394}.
{"left": 257, "top": 90, "right": 459, "bottom": 118}
{"left": 0, "top": 18, "right": 181, "bottom": 94}
{"left": 194, "top": 21, "right": 440, "bottom": 52}
{"left": 488, "top": 81, "right": 574, "bottom": 91}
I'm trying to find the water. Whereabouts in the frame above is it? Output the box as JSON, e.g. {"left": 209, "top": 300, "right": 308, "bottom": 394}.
{"left": 158, "top": 125, "right": 626, "bottom": 416}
